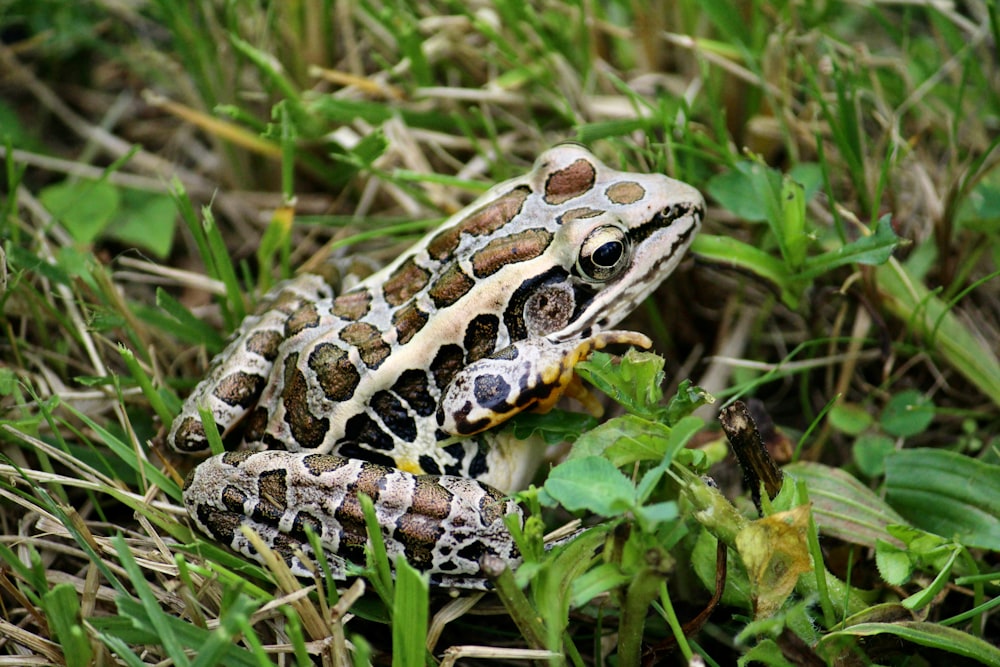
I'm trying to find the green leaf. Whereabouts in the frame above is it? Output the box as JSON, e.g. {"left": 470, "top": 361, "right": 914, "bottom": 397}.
{"left": 880, "top": 390, "right": 935, "bottom": 437}
{"left": 705, "top": 161, "right": 774, "bottom": 223}
{"left": 690, "top": 234, "right": 798, "bottom": 309}
{"left": 874, "top": 540, "right": 913, "bottom": 586}
{"left": 663, "top": 380, "right": 714, "bottom": 425}
{"left": 780, "top": 175, "right": 807, "bottom": 269}
{"left": 508, "top": 409, "right": 598, "bottom": 445}
{"left": 827, "top": 402, "right": 874, "bottom": 436}
{"left": 876, "top": 258, "right": 1000, "bottom": 408}
{"left": 784, "top": 462, "right": 907, "bottom": 549}
{"left": 575, "top": 349, "right": 664, "bottom": 418}
{"left": 568, "top": 415, "right": 671, "bottom": 466}
{"left": 40, "top": 179, "right": 120, "bottom": 243}
{"left": 633, "top": 501, "right": 678, "bottom": 531}
{"left": 42, "top": 584, "right": 93, "bottom": 667}
{"left": 569, "top": 562, "right": 632, "bottom": 607}
{"left": 392, "top": 557, "right": 429, "bottom": 667}
{"left": 852, "top": 434, "right": 896, "bottom": 478}
{"left": 884, "top": 449, "right": 1000, "bottom": 550}
{"left": 541, "top": 456, "right": 635, "bottom": 516}
{"left": 106, "top": 190, "right": 177, "bottom": 258}
{"left": 800, "top": 214, "right": 899, "bottom": 277}
{"left": 818, "top": 622, "right": 1000, "bottom": 666}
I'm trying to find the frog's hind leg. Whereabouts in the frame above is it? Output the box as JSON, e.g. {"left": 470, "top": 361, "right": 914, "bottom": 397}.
{"left": 168, "top": 275, "right": 333, "bottom": 453}
{"left": 182, "top": 450, "right": 524, "bottom": 589}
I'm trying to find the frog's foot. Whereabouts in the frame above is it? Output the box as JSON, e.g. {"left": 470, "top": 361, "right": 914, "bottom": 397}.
{"left": 182, "top": 450, "right": 523, "bottom": 589}
{"left": 437, "top": 330, "right": 651, "bottom": 436}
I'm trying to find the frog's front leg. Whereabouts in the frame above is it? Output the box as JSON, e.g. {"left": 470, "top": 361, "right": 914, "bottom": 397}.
{"left": 437, "top": 330, "right": 652, "bottom": 436}
{"left": 182, "top": 449, "right": 523, "bottom": 589}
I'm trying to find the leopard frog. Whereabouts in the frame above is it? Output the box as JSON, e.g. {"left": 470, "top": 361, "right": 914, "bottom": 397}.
{"left": 170, "top": 144, "right": 704, "bottom": 588}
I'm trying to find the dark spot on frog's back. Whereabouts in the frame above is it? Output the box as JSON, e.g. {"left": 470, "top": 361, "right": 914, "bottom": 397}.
{"left": 544, "top": 158, "right": 596, "bottom": 204}
{"left": 428, "top": 264, "right": 476, "bottom": 309}
{"left": 172, "top": 416, "right": 210, "bottom": 452}
{"left": 301, "top": 452, "right": 352, "bottom": 475}
{"left": 392, "top": 302, "right": 429, "bottom": 344}
{"left": 370, "top": 390, "right": 417, "bottom": 442}
{"left": 477, "top": 484, "right": 512, "bottom": 524}
{"left": 221, "top": 485, "right": 248, "bottom": 513}
{"left": 470, "top": 228, "right": 553, "bottom": 279}
{"left": 308, "top": 342, "right": 361, "bottom": 402}
{"left": 214, "top": 371, "right": 265, "bottom": 408}
{"left": 339, "top": 321, "right": 390, "bottom": 369}
{"left": 605, "top": 181, "right": 645, "bottom": 205}
{"left": 254, "top": 469, "right": 288, "bottom": 521}
{"left": 391, "top": 369, "right": 436, "bottom": 417}
{"left": 427, "top": 187, "right": 531, "bottom": 261}
{"left": 395, "top": 513, "right": 442, "bottom": 567}
{"left": 343, "top": 412, "right": 396, "bottom": 452}
{"left": 430, "top": 344, "right": 465, "bottom": 390}
{"left": 285, "top": 302, "right": 322, "bottom": 336}
{"left": 411, "top": 478, "right": 454, "bottom": 520}
{"left": 331, "top": 289, "right": 372, "bottom": 321}
{"left": 282, "top": 352, "right": 330, "bottom": 449}
{"left": 245, "top": 330, "right": 283, "bottom": 361}
{"left": 198, "top": 505, "right": 240, "bottom": 542}
{"left": 383, "top": 257, "right": 431, "bottom": 307}
{"left": 464, "top": 313, "right": 499, "bottom": 363}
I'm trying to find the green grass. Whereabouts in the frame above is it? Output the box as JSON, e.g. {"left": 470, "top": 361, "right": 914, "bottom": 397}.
{"left": 1, "top": 0, "right": 999, "bottom": 664}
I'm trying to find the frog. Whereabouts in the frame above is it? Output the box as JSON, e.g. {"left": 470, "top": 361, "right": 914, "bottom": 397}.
{"left": 169, "top": 143, "right": 704, "bottom": 588}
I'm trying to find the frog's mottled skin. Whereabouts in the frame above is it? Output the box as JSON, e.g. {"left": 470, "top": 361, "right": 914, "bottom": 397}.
{"left": 171, "top": 144, "right": 704, "bottom": 588}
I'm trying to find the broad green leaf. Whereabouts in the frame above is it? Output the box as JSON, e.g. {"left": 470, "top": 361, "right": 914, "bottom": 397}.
{"left": 875, "top": 540, "right": 914, "bottom": 586}
{"left": 880, "top": 390, "right": 934, "bottom": 437}
{"left": 827, "top": 401, "right": 874, "bottom": 435}
{"left": 40, "top": 179, "right": 120, "bottom": 243}
{"left": 541, "top": 456, "right": 634, "bottom": 516}
{"left": 568, "top": 415, "right": 671, "bottom": 466}
{"left": 106, "top": 190, "right": 177, "bottom": 258}
{"left": 884, "top": 449, "right": 1000, "bottom": 550}
{"left": 575, "top": 349, "right": 663, "bottom": 418}
{"left": 705, "top": 161, "right": 775, "bottom": 223}
{"left": 784, "top": 461, "right": 907, "bottom": 549}
{"left": 508, "top": 409, "right": 598, "bottom": 445}
{"left": 569, "top": 562, "right": 632, "bottom": 607}
{"left": 875, "top": 258, "right": 1000, "bottom": 408}
{"left": 818, "top": 621, "right": 1000, "bottom": 666}
{"left": 852, "top": 434, "right": 896, "bottom": 478}
{"left": 800, "top": 214, "right": 899, "bottom": 277}
{"left": 663, "top": 380, "right": 714, "bottom": 424}
{"left": 690, "top": 234, "right": 797, "bottom": 309}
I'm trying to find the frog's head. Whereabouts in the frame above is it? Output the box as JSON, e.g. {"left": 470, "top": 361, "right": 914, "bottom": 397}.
{"left": 521, "top": 143, "right": 704, "bottom": 342}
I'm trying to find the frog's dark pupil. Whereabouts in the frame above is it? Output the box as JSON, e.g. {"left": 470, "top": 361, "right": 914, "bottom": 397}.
{"left": 593, "top": 241, "right": 623, "bottom": 267}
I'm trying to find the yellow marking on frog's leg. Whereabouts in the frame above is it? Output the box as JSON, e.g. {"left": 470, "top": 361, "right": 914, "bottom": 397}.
{"left": 562, "top": 374, "right": 604, "bottom": 418}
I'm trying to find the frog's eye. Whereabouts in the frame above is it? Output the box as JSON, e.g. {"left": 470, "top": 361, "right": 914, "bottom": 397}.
{"left": 577, "top": 225, "right": 630, "bottom": 282}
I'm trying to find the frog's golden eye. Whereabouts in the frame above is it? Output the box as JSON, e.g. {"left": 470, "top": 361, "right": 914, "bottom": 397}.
{"left": 577, "top": 225, "right": 630, "bottom": 282}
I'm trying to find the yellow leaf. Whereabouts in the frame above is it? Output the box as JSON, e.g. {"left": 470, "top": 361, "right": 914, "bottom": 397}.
{"left": 735, "top": 505, "right": 813, "bottom": 619}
